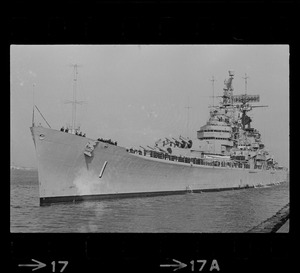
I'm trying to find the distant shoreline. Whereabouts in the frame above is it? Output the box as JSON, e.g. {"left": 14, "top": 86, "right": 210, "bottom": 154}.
{"left": 10, "top": 165, "right": 37, "bottom": 171}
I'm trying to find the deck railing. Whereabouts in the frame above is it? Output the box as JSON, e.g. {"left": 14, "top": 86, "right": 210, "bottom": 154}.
{"left": 126, "top": 149, "right": 262, "bottom": 170}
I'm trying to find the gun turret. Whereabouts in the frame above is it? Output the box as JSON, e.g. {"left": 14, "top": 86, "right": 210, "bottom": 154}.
{"left": 178, "top": 136, "right": 193, "bottom": 148}
{"left": 171, "top": 137, "right": 180, "bottom": 147}
{"left": 178, "top": 136, "right": 188, "bottom": 148}
{"left": 172, "top": 137, "right": 186, "bottom": 148}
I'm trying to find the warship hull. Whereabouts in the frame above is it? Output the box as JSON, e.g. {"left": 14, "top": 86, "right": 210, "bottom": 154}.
{"left": 31, "top": 126, "right": 288, "bottom": 205}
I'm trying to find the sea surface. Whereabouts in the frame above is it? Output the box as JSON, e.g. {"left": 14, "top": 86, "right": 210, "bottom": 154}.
{"left": 10, "top": 168, "right": 289, "bottom": 233}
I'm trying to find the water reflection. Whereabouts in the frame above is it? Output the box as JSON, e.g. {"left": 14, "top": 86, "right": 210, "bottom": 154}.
{"left": 10, "top": 170, "right": 289, "bottom": 233}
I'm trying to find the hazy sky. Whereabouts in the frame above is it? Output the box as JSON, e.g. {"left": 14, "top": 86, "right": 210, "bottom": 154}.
{"left": 10, "top": 45, "right": 289, "bottom": 168}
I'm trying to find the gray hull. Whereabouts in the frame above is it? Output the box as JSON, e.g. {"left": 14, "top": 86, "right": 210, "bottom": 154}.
{"left": 31, "top": 126, "right": 288, "bottom": 205}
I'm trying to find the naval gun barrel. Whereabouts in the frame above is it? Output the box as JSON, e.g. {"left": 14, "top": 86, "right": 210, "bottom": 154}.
{"left": 157, "top": 146, "right": 167, "bottom": 153}
{"left": 166, "top": 137, "right": 176, "bottom": 145}
{"left": 172, "top": 137, "right": 186, "bottom": 148}
{"left": 147, "top": 145, "right": 155, "bottom": 150}
{"left": 139, "top": 146, "right": 148, "bottom": 151}
{"left": 172, "top": 137, "right": 180, "bottom": 142}
{"left": 179, "top": 136, "right": 189, "bottom": 143}
{"left": 172, "top": 137, "right": 185, "bottom": 148}
{"left": 154, "top": 138, "right": 162, "bottom": 145}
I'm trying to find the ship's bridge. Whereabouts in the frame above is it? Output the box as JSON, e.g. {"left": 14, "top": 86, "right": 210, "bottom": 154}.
{"left": 196, "top": 123, "right": 233, "bottom": 155}
{"left": 197, "top": 125, "right": 232, "bottom": 140}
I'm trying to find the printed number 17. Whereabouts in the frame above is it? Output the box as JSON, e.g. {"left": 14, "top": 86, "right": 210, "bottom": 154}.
{"left": 51, "top": 261, "right": 68, "bottom": 272}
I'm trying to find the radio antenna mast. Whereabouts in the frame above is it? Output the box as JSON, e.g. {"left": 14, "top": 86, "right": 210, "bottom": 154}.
{"left": 210, "top": 76, "right": 216, "bottom": 107}
{"left": 242, "top": 73, "right": 249, "bottom": 94}
{"left": 32, "top": 83, "right": 36, "bottom": 126}
{"left": 185, "top": 98, "right": 192, "bottom": 138}
{"left": 65, "top": 64, "right": 84, "bottom": 133}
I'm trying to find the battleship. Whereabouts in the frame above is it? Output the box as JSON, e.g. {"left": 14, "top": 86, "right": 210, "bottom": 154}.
{"left": 30, "top": 67, "right": 288, "bottom": 205}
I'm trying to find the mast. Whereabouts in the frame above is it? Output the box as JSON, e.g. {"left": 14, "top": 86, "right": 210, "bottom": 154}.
{"left": 222, "top": 70, "right": 234, "bottom": 106}
{"left": 32, "top": 83, "right": 35, "bottom": 126}
{"left": 231, "top": 74, "right": 268, "bottom": 130}
{"left": 210, "top": 76, "right": 216, "bottom": 153}
{"left": 210, "top": 76, "right": 216, "bottom": 107}
{"left": 72, "top": 64, "right": 78, "bottom": 132}
{"left": 242, "top": 73, "right": 249, "bottom": 94}
{"left": 185, "top": 98, "right": 192, "bottom": 138}
{"left": 65, "top": 64, "right": 84, "bottom": 133}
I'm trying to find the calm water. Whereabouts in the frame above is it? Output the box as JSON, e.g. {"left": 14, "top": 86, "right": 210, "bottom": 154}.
{"left": 10, "top": 168, "right": 289, "bottom": 233}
